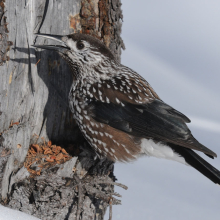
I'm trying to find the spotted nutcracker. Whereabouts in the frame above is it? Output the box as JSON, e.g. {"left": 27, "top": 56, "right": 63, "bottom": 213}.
{"left": 34, "top": 33, "right": 220, "bottom": 184}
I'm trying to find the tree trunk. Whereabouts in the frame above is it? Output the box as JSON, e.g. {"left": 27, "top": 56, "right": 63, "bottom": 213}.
{"left": 0, "top": 0, "right": 125, "bottom": 219}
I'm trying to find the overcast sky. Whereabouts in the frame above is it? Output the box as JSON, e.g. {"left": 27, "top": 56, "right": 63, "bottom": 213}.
{"left": 105, "top": 1, "right": 220, "bottom": 220}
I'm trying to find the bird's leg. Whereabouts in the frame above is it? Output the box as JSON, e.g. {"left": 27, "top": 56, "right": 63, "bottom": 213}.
{"left": 88, "top": 157, "right": 115, "bottom": 176}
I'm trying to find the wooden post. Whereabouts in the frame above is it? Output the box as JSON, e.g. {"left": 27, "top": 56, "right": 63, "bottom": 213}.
{"left": 0, "top": 0, "right": 125, "bottom": 219}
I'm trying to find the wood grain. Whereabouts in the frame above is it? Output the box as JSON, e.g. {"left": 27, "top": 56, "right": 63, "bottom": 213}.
{"left": 0, "top": 0, "right": 124, "bottom": 219}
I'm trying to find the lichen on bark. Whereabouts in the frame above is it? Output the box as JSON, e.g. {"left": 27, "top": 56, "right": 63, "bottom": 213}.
{"left": 0, "top": 0, "right": 12, "bottom": 66}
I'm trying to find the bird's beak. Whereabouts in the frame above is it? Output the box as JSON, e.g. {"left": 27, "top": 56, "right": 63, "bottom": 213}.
{"left": 32, "top": 33, "right": 70, "bottom": 53}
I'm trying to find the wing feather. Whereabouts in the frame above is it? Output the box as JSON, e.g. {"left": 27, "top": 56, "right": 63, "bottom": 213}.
{"left": 82, "top": 74, "right": 217, "bottom": 158}
{"left": 87, "top": 100, "right": 217, "bottom": 158}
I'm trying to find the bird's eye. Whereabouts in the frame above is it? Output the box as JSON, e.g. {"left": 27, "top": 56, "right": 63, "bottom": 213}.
{"left": 76, "top": 41, "right": 85, "bottom": 50}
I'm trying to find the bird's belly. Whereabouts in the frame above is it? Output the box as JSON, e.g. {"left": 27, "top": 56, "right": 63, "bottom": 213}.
{"left": 74, "top": 111, "right": 142, "bottom": 162}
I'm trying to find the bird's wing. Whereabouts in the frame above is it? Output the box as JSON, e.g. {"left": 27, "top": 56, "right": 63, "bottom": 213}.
{"left": 85, "top": 71, "right": 160, "bottom": 104}
{"left": 85, "top": 72, "right": 191, "bottom": 123}
{"left": 83, "top": 75, "right": 217, "bottom": 158}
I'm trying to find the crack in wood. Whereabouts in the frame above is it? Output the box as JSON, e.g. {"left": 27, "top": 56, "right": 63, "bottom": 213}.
{"left": 36, "top": 0, "right": 49, "bottom": 34}
{"left": 26, "top": 26, "right": 35, "bottom": 95}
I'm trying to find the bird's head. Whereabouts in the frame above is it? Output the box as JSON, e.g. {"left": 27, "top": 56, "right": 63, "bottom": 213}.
{"left": 33, "top": 33, "right": 117, "bottom": 79}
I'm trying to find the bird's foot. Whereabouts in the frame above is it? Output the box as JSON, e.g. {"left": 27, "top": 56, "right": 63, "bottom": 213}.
{"left": 88, "top": 157, "right": 115, "bottom": 176}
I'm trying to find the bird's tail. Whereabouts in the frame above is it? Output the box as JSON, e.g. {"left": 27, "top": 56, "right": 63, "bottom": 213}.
{"left": 170, "top": 144, "right": 220, "bottom": 185}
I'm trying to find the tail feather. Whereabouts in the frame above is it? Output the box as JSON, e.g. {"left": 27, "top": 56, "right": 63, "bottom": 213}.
{"left": 170, "top": 144, "right": 220, "bottom": 185}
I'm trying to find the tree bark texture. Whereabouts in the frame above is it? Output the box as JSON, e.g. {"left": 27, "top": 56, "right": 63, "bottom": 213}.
{"left": 0, "top": 0, "right": 125, "bottom": 219}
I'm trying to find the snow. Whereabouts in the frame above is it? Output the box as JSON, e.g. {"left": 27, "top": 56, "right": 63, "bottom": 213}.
{"left": 0, "top": 205, "right": 40, "bottom": 220}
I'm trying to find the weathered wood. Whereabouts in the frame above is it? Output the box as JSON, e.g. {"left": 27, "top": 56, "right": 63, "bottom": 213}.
{"left": 0, "top": 0, "right": 125, "bottom": 219}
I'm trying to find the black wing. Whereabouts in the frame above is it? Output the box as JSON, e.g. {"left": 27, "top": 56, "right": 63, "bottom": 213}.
{"left": 87, "top": 99, "right": 217, "bottom": 158}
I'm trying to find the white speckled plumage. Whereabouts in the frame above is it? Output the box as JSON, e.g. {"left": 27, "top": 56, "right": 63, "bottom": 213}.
{"left": 34, "top": 33, "right": 220, "bottom": 185}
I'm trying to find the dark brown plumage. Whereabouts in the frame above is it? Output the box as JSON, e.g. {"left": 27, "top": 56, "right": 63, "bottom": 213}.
{"left": 33, "top": 33, "right": 220, "bottom": 184}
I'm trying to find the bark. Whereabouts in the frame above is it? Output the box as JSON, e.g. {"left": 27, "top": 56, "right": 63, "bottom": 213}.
{"left": 0, "top": 0, "right": 125, "bottom": 219}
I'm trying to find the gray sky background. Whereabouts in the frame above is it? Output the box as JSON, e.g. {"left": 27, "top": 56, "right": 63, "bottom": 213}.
{"left": 105, "top": 1, "right": 220, "bottom": 219}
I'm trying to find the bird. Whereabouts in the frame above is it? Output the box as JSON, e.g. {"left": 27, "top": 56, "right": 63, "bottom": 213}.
{"left": 33, "top": 33, "right": 220, "bottom": 184}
